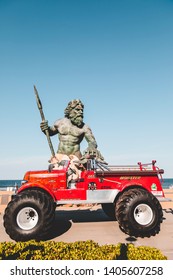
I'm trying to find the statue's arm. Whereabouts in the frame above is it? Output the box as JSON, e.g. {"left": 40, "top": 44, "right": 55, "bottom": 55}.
{"left": 84, "top": 125, "right": 98, "bottom": 149}
{"left": 40, "top": 120, "right": 59, "bottom": 136}
{"left": 81, "top": 124, "right": 106, "bottom": 163}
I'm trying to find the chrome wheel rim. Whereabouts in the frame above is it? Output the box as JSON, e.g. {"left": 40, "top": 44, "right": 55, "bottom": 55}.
{"left": 134, "top": 204, "right": 153, "bottom": 225}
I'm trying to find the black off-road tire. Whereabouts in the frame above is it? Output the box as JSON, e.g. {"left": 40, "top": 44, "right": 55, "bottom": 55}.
{"left": 3, "top": 190, "right": 55, "bottom": 241}
{"left": 101, "top": 203, "right": 117, "bottom": 220}
{"left": 115, "top": 188, "right": 163, "bottom": 238}
{"left": 19, "top": 188, "right": 56, "bottom": 218}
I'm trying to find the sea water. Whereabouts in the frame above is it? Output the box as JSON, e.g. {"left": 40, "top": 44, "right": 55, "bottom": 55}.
{"left": 0, "top": 180, "right": 22, "bottom": 191}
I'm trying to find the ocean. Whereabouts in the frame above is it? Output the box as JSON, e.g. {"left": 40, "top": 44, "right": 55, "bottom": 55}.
{"left": 0, "top": 178, "right": 173, "bottom": 191}
{"left": 0, "top": 180, "right": 22, "bottom": 191}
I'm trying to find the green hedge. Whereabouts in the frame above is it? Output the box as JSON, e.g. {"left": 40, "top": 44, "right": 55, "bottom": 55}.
{"left": 0, "top": 240, "right": 167, "bottom": 260}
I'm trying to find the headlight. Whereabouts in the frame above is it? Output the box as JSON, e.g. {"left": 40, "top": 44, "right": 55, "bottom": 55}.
{"left": 21, "top": 180, "right": 28, "bottom": 185}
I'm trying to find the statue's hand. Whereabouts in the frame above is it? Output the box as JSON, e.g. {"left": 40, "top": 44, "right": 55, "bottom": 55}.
{"left": 81, "top": 147, "right": 107, "bottom": 164}
{"left": 40, "top": 120, "right": 49, "bottom": 132}
{"left": 93, "top": 149, "right": 107, "bottom": 164}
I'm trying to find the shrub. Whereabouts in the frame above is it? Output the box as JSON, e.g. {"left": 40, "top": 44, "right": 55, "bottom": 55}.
{"left": 0, "top": 240, "right": 167, "bottom": 260}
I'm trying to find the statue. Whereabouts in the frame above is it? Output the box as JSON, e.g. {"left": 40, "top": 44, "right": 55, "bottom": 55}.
{"left": 34, "top": 86, "right": 105, "bottom": 187}
{"left": 40, "top": 99, "right": 105, "bottom": 165}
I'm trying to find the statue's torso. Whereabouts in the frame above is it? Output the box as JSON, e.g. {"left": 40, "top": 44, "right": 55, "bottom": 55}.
{"left": 54, "top": 118, "right": 85, "bottom": 156}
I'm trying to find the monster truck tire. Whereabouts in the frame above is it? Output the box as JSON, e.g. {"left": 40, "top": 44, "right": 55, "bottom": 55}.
{"left": 101, "top": 203, "right": 117, "bottom": 220}
{"left": 3, "top": 190, "right": 55, "bottom": 241}
{"left": 19, "top": 188, "right": 56, "bottom": 218}
{"left": 115, "top": 188, "right": 163, "bottom": 238}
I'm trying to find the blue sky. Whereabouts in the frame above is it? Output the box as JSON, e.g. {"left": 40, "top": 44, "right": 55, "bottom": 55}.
{"left": 0, "top": 0, "right": 173, "bottom": 179}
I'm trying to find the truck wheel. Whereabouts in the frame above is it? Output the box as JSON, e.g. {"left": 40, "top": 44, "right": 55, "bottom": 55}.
{"left": 116, "top": 188, "right": 163, "bottom": 237}
{"left": 3, "top": 190, "right": 55, "bottom": 241}
{"left": 101, "top": 203, "right": 116, "bottom": 220}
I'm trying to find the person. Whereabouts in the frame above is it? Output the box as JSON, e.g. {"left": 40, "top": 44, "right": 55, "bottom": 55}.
{"left": 40, "top": 99, "right": 105, "bottom": 166}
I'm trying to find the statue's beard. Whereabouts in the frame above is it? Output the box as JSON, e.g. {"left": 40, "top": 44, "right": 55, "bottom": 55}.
{"left": 70, "top": 115, "right": 83, "bottom": 127}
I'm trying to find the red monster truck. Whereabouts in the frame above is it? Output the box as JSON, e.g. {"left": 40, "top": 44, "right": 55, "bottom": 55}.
{"left": 3, "top": 158, "right": 168, "bottom": 241}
